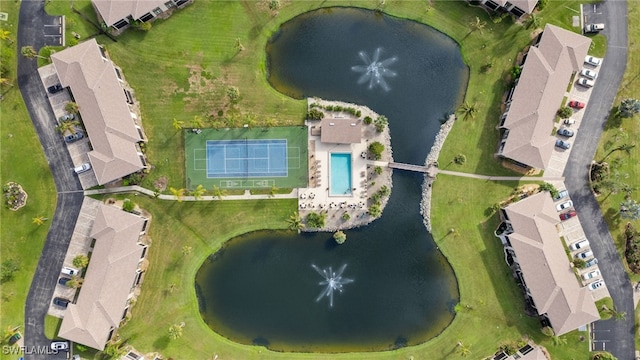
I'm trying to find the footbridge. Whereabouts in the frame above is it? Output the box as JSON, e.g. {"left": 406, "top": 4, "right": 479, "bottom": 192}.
{"left": 388, "top": 162, "right": 429, "bottom": 173}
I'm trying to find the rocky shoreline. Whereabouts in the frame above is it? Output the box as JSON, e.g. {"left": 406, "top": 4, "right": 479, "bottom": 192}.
{"left": 420, "top": 114, "right": 456, "bottom": 232}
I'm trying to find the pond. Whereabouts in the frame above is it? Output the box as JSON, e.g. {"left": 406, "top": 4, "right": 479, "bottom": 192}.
{"left": 196, "top": 7, "right": 469, "bottom": 352}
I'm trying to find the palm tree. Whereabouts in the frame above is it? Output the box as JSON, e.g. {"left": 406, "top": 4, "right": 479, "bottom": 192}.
{"left": 456, "top": 102, "right": 478, "bottom": 121}
{"left": 181, "top": 246, "right": 193, "bottom": 256}
{"left": 286, "top": 212, "right": 304, "bottom": 233}
{"left": 192, "top": 184, "right": 206, "bottom": 200}
{"left": 0, "top": 77, "right": 13, "bottom": 88}
{"left": 172, "top": 118, "right": 184, "bottom": 130}
{"left": 599, "top": 143, "right": 636, "bottom": 162}
{"left": 168, "top": 322, "right": 185, "bottom": 340}
{"left": 0, "top": 29, "right": 13, "bottom": 44}
{"left": 72, "top": 254, "right": 89, "bottom": 268}
{"left": 455, "top": 341, "right": 471, "bottom": 357}
{"left": 32, "top": 216, "right": 48, "bottom": 225}
{"left": 526, "top": 13, "right": 542, "bottom": 29}
{"left": 464, "top": 16, "right": 486, "bottom": 39}
{"left": 56, "top": 119, "right": 80, "bottom": 135}
{"left": 212, "top": 185, "right": 227, "bottom": 200}
{"left": 169, "top": 187, "right": 185, "bottom": 202}
{"left": 21, "top": 45, "right": 46, "bottom": 60}
{"left": 191, "top": 115, "right": 204, "bottom": 129}
{"left": 65, "top": 101, "right": 79, "bottom": 114}
{"left": 102, "top": 338, "right": 127, "bottom": 359}
{"left": 235, "top": 38, "right": 245, "bottom": 52}
{"left": 604, "top": 306, "right": 627, "bottom": 320}
{"left": 619, "top": 98, "right": 640, "bottom": 118}
{"left": 268, "top": 185, "right": 279, "bottom": 198}
{"left": 67, "top": 276, "right": 83, "bottom": 289}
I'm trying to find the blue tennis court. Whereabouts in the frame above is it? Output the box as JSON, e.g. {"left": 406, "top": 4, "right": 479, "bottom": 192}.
{"left": 206, "top": 139, "right": 288, "bottom": 178}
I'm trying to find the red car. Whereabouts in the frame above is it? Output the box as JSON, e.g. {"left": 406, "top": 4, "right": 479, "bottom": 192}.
{"left": 568, "top": 100, "right": 585, "bottom": 109}
{"left": 560, "top": 210, "right": 577, "bottom": 221}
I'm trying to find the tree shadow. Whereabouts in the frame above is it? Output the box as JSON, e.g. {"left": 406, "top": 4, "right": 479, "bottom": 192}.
{"left": 152, "top": 335, "right": 170, "bottom": 350}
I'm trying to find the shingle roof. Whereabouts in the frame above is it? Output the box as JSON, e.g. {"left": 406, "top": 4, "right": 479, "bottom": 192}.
{"left": 494, "top": 0, "right": 539, "bottom": 13}
{"left": 92, "top": 0, "right": 166, "bottom": 27}
{"left": 320, "top": 118, "right": 362, "bottom": 144}
{"left": 51, "top": 39, "right": 144, "bottom": 184}
{"left": 504, "top": 193, "right": 599, "bottom": 335}
{"left": 58, "top": 204, "right": 146, "bottom": 350}
{"left": 501, "top": 25, "right": 591, "bottom": 169}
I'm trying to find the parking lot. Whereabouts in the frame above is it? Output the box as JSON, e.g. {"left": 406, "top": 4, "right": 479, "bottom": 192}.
{"left": 37, "top": 64, "right": 99, "bottom": 189}
{"left": 42, "top": 15, "right": 64, "bottom": 46}
{"left": 47, "top": 198, "right": 101, "bottom": 318}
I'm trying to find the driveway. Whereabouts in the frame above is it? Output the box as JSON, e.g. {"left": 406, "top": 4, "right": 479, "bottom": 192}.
{"left": 564, "top": 0, "right": 633, "bottom": 359}
{"left": 17, "top": 1, "right": 84, "bottom": 359}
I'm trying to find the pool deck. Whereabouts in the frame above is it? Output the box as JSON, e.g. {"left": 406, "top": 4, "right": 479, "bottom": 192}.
{"left": 298, "top": 99, "right": 394, "bottom": 232}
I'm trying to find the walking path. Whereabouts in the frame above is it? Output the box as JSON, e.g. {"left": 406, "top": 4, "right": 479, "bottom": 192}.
{"left": 84, "top": 186, "right": 299, "bottom": 201}
{"left": 435, "top": 169, "right": 564, "bottom": 182}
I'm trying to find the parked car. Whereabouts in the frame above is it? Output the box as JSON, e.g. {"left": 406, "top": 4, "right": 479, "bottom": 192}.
{"left": 556, "top": 200, "right": 573, "bottom": 211}
{"left": 577, "top": 78, "right": 595, "bottom": 88}
{"left": 554, "top": 190, "right": 569, "bottom": 201}
{"left": 568, "top": 100, "right": 585, "bottom": 109}
{"left": 8, "top": 332, "right": 21, "bottom": 345}
{"left": 582, "top": 270, "right": 601, "bottom": 280}
{"left": 576, "top": 250, "right": 594, "bottom": 259}
{"left": 555, "top": 139, "right": 571, "bottom": 149}
{"left": 580, "top": 69, "right": 598, "bottom": 79}
{"left": 47, "top": 84, "right": 63, "bottom": 94}
{"left": 61, "top": 266, "right": 79, "bottom": 276}
{"left": 58, "top": 277, "right": 71, "bottom": 286}
{"left": 52, "top": 297, "right": 70, "bottom": 308}
{"left": 58, "top": 113, "right": 75, "bottom": 122}
{"left": 557, "top": 128, "right": 574, "bottom": 137}
{"left": 64, "top": 131, "right": 84, "bottom": 143}
{"left": 585, "top": 258, "right": 599, "bottom": 268}
{"left": 584, "top": 56, "right": 602, "bottom": 66}
{"left": 73, "top": 163, "right": 91, "bottom": 174}
{"left": 564, "top": 118, "right": 576, "bottom": 126}
{"left": 50, "top": 341, "right": 69, "bottom": 351}
{"left": 587, "top": 279, "right": 605, "bottom": 291}
{"left": 569, "top": 239, "right": 589, "bottom": 251}
{"left": 560, "top": 210, "right": 577, "bottom": 221}
{"left": 584, "top": 23, "right": 605, "bottom": 33}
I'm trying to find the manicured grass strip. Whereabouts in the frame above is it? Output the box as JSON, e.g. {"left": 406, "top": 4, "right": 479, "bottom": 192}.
{"left": 44, "top": 315, "right": 62, "bottom": 340}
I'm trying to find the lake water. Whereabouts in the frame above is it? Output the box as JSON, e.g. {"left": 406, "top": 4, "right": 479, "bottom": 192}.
{"left": 196, "top": 7, "right": 469, "bottom": 352}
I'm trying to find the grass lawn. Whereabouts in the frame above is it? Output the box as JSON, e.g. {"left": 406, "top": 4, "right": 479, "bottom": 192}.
{"left": 592, "top": 0, "right": 640, "bottom": 282}
{"left": 0, "top": 0, "right": 57, "bottom": 348}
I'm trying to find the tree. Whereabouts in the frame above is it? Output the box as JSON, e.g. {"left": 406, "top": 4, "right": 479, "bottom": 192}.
{"left": 172, "top": 118, "right": 184, "bottom": 130}
{"left": 268, "top": 185, "right": 278, "bottom": 198}
{"left": 227, "top": 86, "right": 240, "bottom": 103}
{"left": 307, "top": 108, "right": 324, "bottom": 120}
{"left": 333, "top": 230, "right": 347, "bottom": 244}
{"left": 526, "top": 13, "right": 542, "bottom": 29}
{"left": 620, "top": 199, "right": 640, "bottom": 220}
{"left": 538, "top": 182, "right": 559, "bottom": 199}
{"left": 0, "top": 77, "right": 13, "bottom": 89}
{"left": 466, "top": 16, "right": 486, "bottom": 37}
{"left": 32, "top": 216, "right": 48, "bottom": 226}
{"left": 557, "top": 106, "right": 573, "bottom": 119}
{"left": 182, "top": 246, "right": 192, "bottom": 256}
{"left": 456, "top": 102, "right": 478, "bottom": 121}
{"left": 599, "top": 143, "right": 636, "bottom": 162}
{"left": 619, "top": 98, "right": 640, "bottom": 118}
{"left": 374, "top": 115, "right": 388, "bottom": 133}
{"left": 192, "top": 184, "right": 206, "bottom": 200}
{"left": 0, "top": 29, "right": 13, "bottom": 44}
{"left": 1, "top": 259, "right": 19, "bottom": 283}
{"left": 602, "top": 306, "right": 626, "bottom": 321}
{"left": 453, "top": 154, "right": 466, "bottom": 165}
{"left": 368, "top": 203, "right": 382, "bottom": 218}
{"left": 73, "top": 255, "right": 89, "bottom": 269}
{"left": 65, "top": 101, "right": 79, "bottom": 114}
{"left": 235, "top": 38, "right": 245, "bottom": 52}
{"left": 305, "top": 212, "right": 326, "bottom": 228}
{"left": 169, "top": 187, "right": 185, "bottom": 202}
{"left": 21, "top": 45, "right": 46, "bottom": 60}
{"left": 102, "top": 338, "right": 127, "bottom": 359}
{"left": 212, "top": 185, "right": 227, "bottom": 200}
{"left": 191, "top": 115, "right": 204, "bottom": 129}
{"left": 455, "top": 340, "right": 471, "bottom": 357}
{"left": 56, "top": 119, "right": 80, "bottom": 135}
{"left": 573, "top": 258, "right": 586, "bottom": 269}
{"left": 268, "top": 0, "right": 280, "bottom": 10}
{"left": 169, "top": 323, "right": 185, "bottom": 340}
{"left": 122, "top": 198, "right": 136, "bottom": 212}
{"left": 286, "top": 212, "right": 304, "bottom": 233}
{"left": 368, "top": 141, "right": 385, "bottom": 160}
{"left": 374, "top": 166, "right": 383, "bottom": 175}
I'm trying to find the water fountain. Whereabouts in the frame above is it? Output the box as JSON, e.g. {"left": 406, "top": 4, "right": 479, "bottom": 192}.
{"left": 312, "top": 264, "right": 354, "bottom": 308}
{"left": 351, "top": 47, "right": 397, "bottom": 91}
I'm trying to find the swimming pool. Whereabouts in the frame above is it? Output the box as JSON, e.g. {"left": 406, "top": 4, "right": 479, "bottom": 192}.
{"left": 330, "top": 153, "right": 352, "bottom": 196}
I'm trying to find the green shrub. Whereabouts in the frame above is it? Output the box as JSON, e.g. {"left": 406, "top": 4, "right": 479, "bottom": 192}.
{"left": 307, "top": 108, "right": 324, "bottom": 120}
{"left": 122, "top": 198, "right": 136, "bottom": 213}
{"left": 557, "top": 106, "right": 573, "bottom": 119}
{"left": 333, "top": 231, "right": 346, "bottom": 244}
{"left": 363, "top": 116, "right": 373, "bottom": 125}
{"left": 341, "top": 212, "right": 350, "bottom": 221}
{"left": 305, "top": 212, "right": 326, "bottom": 228}
{"left": 368, "top": 141, "right": 385, "bottom": 160}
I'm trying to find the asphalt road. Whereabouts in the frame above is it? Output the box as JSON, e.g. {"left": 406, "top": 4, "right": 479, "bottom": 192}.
{"left": 17, "top": 1, "right": 84, "bottom": 359}
{"left": 564, "top": 0, "right": 634, "bottom": 359}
